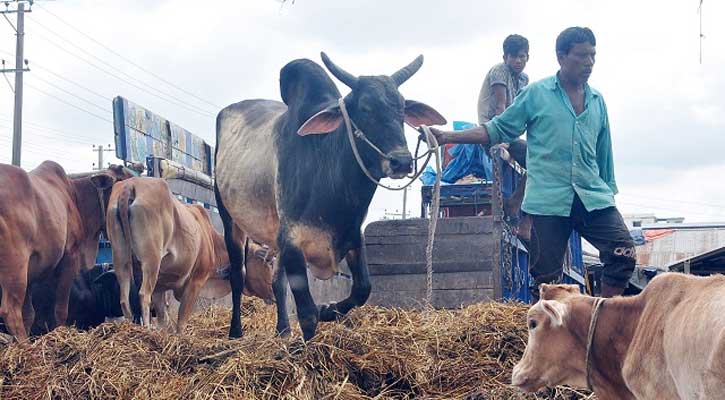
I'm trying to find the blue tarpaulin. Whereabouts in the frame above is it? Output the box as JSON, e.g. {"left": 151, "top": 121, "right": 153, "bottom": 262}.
{"left": 418, "top": 121, "right": 493, "bottom": 185}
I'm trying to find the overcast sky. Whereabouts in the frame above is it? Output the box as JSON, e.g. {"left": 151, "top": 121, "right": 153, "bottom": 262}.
{"left": 0, "top": 0, "right": 723, "bottom": 224}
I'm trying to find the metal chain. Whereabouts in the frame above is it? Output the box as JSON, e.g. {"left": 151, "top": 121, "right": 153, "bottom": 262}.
{"left": 491, "top": 146, "right": 514, "bottom": 295}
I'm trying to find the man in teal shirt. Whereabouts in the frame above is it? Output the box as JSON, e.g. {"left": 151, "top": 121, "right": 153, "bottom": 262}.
{"left": 427, "top": 27, "right": 635, "bottom": 299}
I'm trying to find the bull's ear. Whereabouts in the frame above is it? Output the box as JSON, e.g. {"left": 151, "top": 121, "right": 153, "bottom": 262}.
{"left": 404, "top": 100, "right": 447, "bottom": 127}
{"left": 90, "top": 173, "right": 115, "bottom": 190}
{"left": 297, "top": 105, "right": 343, "bottom": 136}
{"left": 540, "top": 300, "right": 567, "bottom": 326}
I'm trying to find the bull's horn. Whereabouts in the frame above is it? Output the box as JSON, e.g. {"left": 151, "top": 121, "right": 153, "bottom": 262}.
{"left": 320, "top": 52, "right": 358, "bottom": 89}
{"left": 391, "top": 55, "right": 424, "bottom": 87}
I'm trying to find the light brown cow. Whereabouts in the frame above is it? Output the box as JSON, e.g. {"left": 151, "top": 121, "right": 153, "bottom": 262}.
{"left": 511, "top": 272, "right": 725, "bottom": 400}
{"left": 0, "top": 161, "right": 131, "bottom": 340}
{"left": 106, "top": 177, "right": 273, "bottom": 333}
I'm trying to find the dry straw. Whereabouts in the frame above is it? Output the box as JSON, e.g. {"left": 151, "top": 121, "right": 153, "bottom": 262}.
{"left": 0, "top": 300, "right": 595, "bottom": 400}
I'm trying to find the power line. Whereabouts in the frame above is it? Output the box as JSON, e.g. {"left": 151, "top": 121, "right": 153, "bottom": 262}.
{"left": 0, "top": 113, "right": 105, "bottom": 143}
{"left": 33, "top": 2, "right": 221, "bottom": 111}
{"left": 25, "top": 81, "right": 114, "bottom": 123}
{"left": 2, "top": 71, "right": 13, "bottom": 92}
{"left": 32, "top": 60, "right": 110, "bottom": 102}
{"left": 29, "top": 20, "right": 216, "bottom": 118}
{"left": 0, "top": 135, "right": 83, "bottom": 161}
{"left": 29, "top": 73, "right": 111, "bottom": 115}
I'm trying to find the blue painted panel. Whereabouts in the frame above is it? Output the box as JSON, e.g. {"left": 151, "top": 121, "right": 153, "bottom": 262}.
{"left": 112, "top": 96, "right": 214, "bottom": 176}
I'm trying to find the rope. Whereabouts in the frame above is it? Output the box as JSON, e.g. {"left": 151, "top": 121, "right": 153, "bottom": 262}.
{"left": 336, "top": 98, "right": 442, "bottom": 308}
{"left": 585, "top": 297, "right": 605, "bottom": 391}
{"left": 338, "top": 98, "right": 437, "bottom": 191}
{"left": 420, "top": 125, "right": 441, "bottom": 309}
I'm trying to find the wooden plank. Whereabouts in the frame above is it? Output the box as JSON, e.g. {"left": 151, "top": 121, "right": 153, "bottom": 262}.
{"left": 368, "top": 260, "right": 493, "bottom": 275}
{"left": 370, "top": 271, "right": 493, "bottom": 291}
{"left": 366, "top": 240, "right": 493, "bottom": 265}
{"left": 365, "top": 232, "right": 493, "bottom": 245}
{"left": 368, "top": 288, "right": 495, "bottom": 309}
{"left": 167, "top": 178, "right": 217, "bottom": 206}
{"left": 364, "top": 217, "right": 493, "bottom": 237}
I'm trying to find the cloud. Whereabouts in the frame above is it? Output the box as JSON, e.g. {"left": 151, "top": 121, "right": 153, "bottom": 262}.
{"left": 0, "top": 0, "right": 722, "bottom": 224}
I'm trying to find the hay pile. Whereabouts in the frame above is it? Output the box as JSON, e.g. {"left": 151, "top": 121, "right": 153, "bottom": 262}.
{"left": 0, "top": 300, "right": 595, "bottom": 400}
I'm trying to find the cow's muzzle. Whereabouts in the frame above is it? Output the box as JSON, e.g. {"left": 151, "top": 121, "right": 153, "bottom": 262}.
{"left": 383, "top": 149, "right": 413, "bottom": 179}
{"left": 511, "top": 365, "right": 545, "bottom": 392}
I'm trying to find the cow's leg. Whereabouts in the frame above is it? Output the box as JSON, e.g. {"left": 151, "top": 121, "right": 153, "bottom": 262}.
{"left": 279, "top": 231, "right": 318, "bottom": 341}
{"left": 318, "top": 245, "right": 371, "bottom": 322}
{"left": 272, "top": 260, "right": 290, "bottom": 336}
{"left": 109, "top": 227, "right": 135, "bottom": 322}
{"left": 213, "top": 184, "right": 246, "bottom": 339}
{"left": 115, "top": 261, "right": 135, "bottom": 321}
{"left": 151, "top": 290, "right": 168, "bottom": 331}
{"left": 53, "top": 253, "right": 80, "bottom": 329}
{"left": 138, "top": 257, "right": 161, "bottom": 328}
{"left": 176, "top": 278, "right": 206, "bottom": 334}
{"left": 22, "top": 290, "right": 35, "bottom": 333}
{"left": 0, "top": 259, "right": 29, "bottom": 340}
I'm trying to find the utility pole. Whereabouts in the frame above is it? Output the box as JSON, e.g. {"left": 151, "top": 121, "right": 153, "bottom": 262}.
{"left": 698, "top": 0, "right": 705, "bottom": 64}
{"left": 0, "top": 1, "right": 32, "bottom": 167}
{"left": 92, "top": 144, "right": 114, "bottom": 171}
{"left": 401, "top": 185, "right": 409, "bottom": 219}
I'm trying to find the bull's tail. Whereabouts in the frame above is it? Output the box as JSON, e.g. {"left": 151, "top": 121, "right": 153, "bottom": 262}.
{"left": 116, "top": 183, "right": 136, "bottom": 286}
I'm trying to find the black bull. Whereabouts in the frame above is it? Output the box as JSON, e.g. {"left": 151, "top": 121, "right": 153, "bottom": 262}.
{"left": 0, "top": 266, "right": 141, "bottom": 335}
{"left": 214, "top": 53, "right": 446, "bottom": 340}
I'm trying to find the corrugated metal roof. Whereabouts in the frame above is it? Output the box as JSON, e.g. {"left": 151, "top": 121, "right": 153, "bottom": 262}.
{"left": 641, "top": 222, "right": 725, "bottom": 230}
{"left": 665, "top": 246, "right": 725, "bottom": 275}
{"left": 636, "top": 228, "right": 725, "bottom": 269}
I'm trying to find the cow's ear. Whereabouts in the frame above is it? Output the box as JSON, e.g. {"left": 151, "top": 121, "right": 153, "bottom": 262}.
{"left": 562, "top": 284, "right": 581, "bottom": 295}
{"left": 540, "top": 300, "right": 567, "bottom": 326}
{"left": 297, "top": 105, "right": 343, "bottom": 136}
{"left": 539, "top": 283, "right": 552, "bottom": 300}
{"left": 404, "top": 100, "right": 447, "bottom": 127}
{"left": 90, "top": 173, "right": 115, "bottom": 190}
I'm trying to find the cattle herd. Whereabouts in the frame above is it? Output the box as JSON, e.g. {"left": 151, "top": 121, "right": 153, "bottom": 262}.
{"left": 0, "top": 52, "right": 445, "bottom": 342}
{"left": 1, "top": 53, "right": 724, "bottom": 399}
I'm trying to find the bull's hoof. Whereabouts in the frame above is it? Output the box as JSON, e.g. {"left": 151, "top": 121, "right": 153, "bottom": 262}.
{"left": 318, "top": 304, "right": 342, "bottom": 322}
{"left": 298, "top": 314, "right": 318, "bottom": 342}
{"left": 228, "top": 326, "right": 244, "bottom": 339}
{"left": 276, "top": 324, "right": 291, "bottom": 338}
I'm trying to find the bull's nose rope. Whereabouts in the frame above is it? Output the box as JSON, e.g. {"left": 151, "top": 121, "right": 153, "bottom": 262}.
{"left": 338, "top": 98, "right": 441, "bottom": 308}
{"left": 338, "top": 98, "right": 439, "bottom": 191}
{"left": 585, "top": 297, "right": 605, "bottom": 391}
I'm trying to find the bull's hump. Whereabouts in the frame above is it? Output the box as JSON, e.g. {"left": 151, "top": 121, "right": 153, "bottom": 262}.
{"left": 218, "top": 99, "right": 286, "bottom": 138}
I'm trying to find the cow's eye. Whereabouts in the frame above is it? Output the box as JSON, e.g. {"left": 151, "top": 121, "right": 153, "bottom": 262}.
{"left": 528, "top": 319, "right": 538, "bottom": 330}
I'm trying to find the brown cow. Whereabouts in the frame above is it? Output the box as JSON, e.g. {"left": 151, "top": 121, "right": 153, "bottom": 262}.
{"left": 0, "top": 161, "right": 131, "bottom": 340}
{"left": 106, "top": 177, "right": 272, "bottom": 333}
{"left": 511, "top": 273, "right": 725, "bottom": 400}
{"left": 200, "top": 240, "right": 275, "bottom": 305}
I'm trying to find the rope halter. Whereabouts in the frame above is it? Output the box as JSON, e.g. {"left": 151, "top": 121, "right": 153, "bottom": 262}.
{"left": 585, "top": 297, "right": 606, "bottom": 391}
{"left": 337, "top": 97, "right": 440, "bottom": 191}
